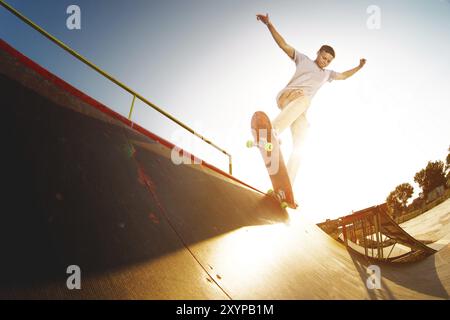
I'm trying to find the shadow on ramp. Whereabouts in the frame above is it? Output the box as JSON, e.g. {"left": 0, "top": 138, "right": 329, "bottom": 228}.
{"left": 1, "top": 41, "right": 288, "bottom": 298}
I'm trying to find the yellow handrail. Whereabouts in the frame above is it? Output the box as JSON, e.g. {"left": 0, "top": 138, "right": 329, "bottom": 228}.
{"left": 128, "top": 95, "right": 136, "bottom": 120}
{"left": 0, "top": 0, "right": 233, "bottom": 175}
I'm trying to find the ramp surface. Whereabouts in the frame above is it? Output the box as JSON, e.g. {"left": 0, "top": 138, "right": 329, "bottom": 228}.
{"left": 401, "top": 199, "right": 450, "bottom": 251}
{"left": 1, "top": 39, "right": 449, "bottom": 299}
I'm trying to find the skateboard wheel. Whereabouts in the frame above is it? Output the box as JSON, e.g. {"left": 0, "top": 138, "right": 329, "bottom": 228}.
{"left": 264, "top": 142, "right": 273, "bottom": 152}
{"left": 267, "top": 188, "right": 274, "bottom": 195}
{"left": 280, "top": 202, "right": 289, "bottom": 209}
{"left": 246, "top": 140, "right": 254, "bottom": 148}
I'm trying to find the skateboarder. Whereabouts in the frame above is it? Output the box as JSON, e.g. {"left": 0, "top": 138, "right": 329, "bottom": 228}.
{"left": 256, "top": 13, "right": 366, "bottom": 185}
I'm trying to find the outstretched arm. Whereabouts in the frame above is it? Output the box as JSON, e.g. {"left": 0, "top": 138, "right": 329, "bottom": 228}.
{"left": 336, "top": 59, "right": 367, "bottom": 80}
{"left": 256, "top": 13, "right": 295, "bottom": 59}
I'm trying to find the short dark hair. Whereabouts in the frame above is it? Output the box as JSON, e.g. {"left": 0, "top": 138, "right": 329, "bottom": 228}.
{"left": 319, "top": 45, "right": 335, "bottom": 58}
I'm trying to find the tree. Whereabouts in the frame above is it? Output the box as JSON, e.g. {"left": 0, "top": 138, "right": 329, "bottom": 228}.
{"left": 445, "top": 147, "right": 450, "bottom": 170}
{"left": 446, "top": 146, "right": 450, "bottom": 182}
{"left": 446, "top": 146, "right": 450, "bottom": 188}
{"left": 408, "top": 196, "right": 425, "bottom": 211}
{"left": 386, "top": 183, "right": 414, "bottom": 217}
{"left": 414, "top": 161, "right": 446, "bottom": 196}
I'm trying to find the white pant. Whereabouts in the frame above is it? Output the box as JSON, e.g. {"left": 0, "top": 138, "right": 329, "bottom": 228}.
{"left": 272, "top": 95, "right": 311, "bottom": 184}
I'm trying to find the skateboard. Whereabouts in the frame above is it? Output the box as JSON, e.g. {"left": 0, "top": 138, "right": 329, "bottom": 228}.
{"left": 247, "top": 111, "right": 297, "bottom": 209}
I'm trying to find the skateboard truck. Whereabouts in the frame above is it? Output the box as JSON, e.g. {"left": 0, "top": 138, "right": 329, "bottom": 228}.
{"left": 267, "top": 188, "right": 292, "bottom": 209}
{"left": 246, "top": 139, "right": 273, "bottom": 152}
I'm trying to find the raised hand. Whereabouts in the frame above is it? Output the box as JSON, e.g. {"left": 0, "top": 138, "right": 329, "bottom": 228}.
{"left": 256, "top": 13, "right": 270, "bottom": 25}
{"left": 359, "top": 58, "right": 367, "bottom": 68}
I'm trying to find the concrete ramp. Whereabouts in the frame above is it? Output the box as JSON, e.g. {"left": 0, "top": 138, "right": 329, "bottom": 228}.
{"left": 1, "top": 39, "right": 449, "bottom": 299}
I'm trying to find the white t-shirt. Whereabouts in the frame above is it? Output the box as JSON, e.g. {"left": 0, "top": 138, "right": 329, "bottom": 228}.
{"left": 277, "top": 49, "right": 341, "bottom": 102}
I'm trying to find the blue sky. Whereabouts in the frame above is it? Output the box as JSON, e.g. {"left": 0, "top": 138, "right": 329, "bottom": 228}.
{"left": 1, "top": 0, "right": 449, "bottom": 221}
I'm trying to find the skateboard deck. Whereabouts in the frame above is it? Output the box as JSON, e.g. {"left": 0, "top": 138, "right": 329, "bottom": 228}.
{"left": 248, "top": 111, "right": 297, "bottom": 209}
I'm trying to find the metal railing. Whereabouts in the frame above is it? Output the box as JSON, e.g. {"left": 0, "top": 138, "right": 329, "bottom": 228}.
{"left": 0, "top": 0, "right": 233, "bottom": 174}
